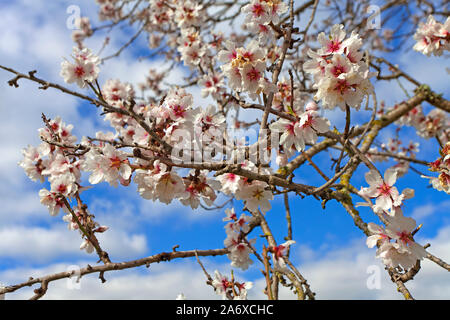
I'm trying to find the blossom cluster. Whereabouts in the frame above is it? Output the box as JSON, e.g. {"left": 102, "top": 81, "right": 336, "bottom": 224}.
{"left": 96, "top": 0, "right": 122, "bottom": 21}
{"left": 424, "top": 142, "right": 450, "bottom": 194}
{"left": 223, "top": 208, "right": 254, "bottom": 270}
{"left": 304, "top": 24, "right": 376, "bottom": 110}
{"left": 15, "top": 1, "right": 448, "bottom": 298}
{"left": 413, "top": 15, "right": 450, "bottom": 57}
{"left": 359, "top": 169, "right": 414, "bottom": 215}
{"left": 218, "top": 161, "right": 274, "bottom": 214}
{"left": 60, "top": 47, "right": 100, "bottom": 88}
{"left": 360, "top": 169, "right": 427, "bottom": 270}
{"left": 57, "top": 40, "right": 279, "bottom": 215}
{"left": 212, "top": 270, "right": 253, "bottom": 300}
{"left": 18, "top": 117, "right": 108, "bottom": 253}
{"left": 366, "top": 210, "right": 427, "bottom": 271}
{"left": 270, "top": 101, "right": 330, "bottom": 156}
{"left": 367, "top": 137, "right": 420, "bottom": 178}
{"left": 241, "top": 0, "right": 288, "bottom": 26}
{"left": 71, "top": 17, "right": 93, "bottom": 47}
{"left": 393, "top": 104, "right": 449, "bottom": 142}
{"left": 241, "top": 0, "right": 288, "bottom": 43}
{"left": 269, "top": 240, "right": 296, "bottom": 271}
{"left": 218, "top": 40, "right": 276, "bottom": 100}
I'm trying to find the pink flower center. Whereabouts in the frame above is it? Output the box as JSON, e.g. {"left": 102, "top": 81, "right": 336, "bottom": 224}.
{"left": 172, "top": 105, "right": 186, "bottom": 118}
{"left": 286, "top": 122, "right": 295, "bottom": 134}
{"left": 398, "top": 231, "right": 412, "bottom": 244}
{"left": 334, "top": 79, "right": 350, "bottom": 94}
{"left": 229, "top": 50, "right": 237, "bottom": 61}
{"left": 252, "top": 188, "right": 264, "bottom": 200}
{"left": 246, "top": 67, "right": 261, "bottom": 82}
{"left": 110, "top": 156, "right": 122, "bottom": 169}
{"left": 301, "top": 114, "right": 313, "bottom": 128}
{"left": 273, "top": 245, "right": 285, "bottom": 259}
{"left": 74, "top": 66, "right": 85, "bottom": 78}
{"left": 242, "top": 51, "right": 254, "bottom": 61}
{"left": 378, "top": 183, "right": 391, "bottom": 196}
{"left": 252, "top": 4, "right": 265, "bottom": 17}
{"left": 221, "top": 278, "right": 230, "bottom": 290}
{"left": 331, "top": 64, "right": 346, "bottom": 77}
{"left": 226, "top": 173, "right": 236, "bottom": 182}
{"left": 327, "top": 40, "right": 341, "bottom": 53}
{"left": 57, "top": 184, "right": 67, "bottom": 194}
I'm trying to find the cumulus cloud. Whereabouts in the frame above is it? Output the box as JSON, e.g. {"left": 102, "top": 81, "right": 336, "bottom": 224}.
{"left": 411, "top": 200, "right": 450, "bottom": 220}
{"left": 0, "top": 223, "right": 448, "bottom": 300}
{"left": 0, "top": 225, "right": 148, "bottom": 263}
{"left": 281, "top": 223, "right": 450, "bottom": 300}
{"left": 0, "top": 261, "right": 218, "bottom": 300}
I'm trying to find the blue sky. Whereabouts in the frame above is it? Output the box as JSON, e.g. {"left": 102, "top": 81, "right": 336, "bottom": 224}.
{"left": 0, "top": 0, "right": 448, "bottom": 299}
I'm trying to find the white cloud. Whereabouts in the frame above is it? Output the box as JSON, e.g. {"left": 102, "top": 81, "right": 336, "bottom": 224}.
{"left": 0, "top": 225, "right": 148, "bottom": 263}
{"left": 411, "top": 200, "right": 450, "bottom": 221}
{"left": 0, "top": 261, "right": 221, "bottom": 300}
{"left": 284, "top": 223, "right": 450, "bottom": 300}
{"left": 0, "top": 223, "right": 448, "bottom": 300}
{"left": 0, "top": 0, "right": 199, "bottom": 232}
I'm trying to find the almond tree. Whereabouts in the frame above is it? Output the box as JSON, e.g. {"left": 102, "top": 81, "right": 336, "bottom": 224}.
{"left": 0, "top": 0, "right": 449, "bottom": 300}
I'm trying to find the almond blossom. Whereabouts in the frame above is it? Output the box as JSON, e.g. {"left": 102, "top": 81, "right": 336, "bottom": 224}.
{"left": 269, "top": 119, "right": 301, "bottom": 151}
{"left": 366, "top": 223, "right": 390, "bottom": 248}
{"left": 198, "top": 73, "right": 224, "bottom": 99}
{"left": 82, "top": 144, "right": 131, "bottom": 187}
{"left": 71, "top": 17, "right": 93, "bottom": 46}
{"left": 60, "top": 47, "right": 100, "bottom": 88}
{"left": 224, "top": 232, "right": 254, "bottom": 270}
{"left": 271, "top": 240, "right": 295, "bottom": 270}
{"left": 296, "top": 110, "right": 330, "bottom": 149}
{"left": 211, "top": 270, "right": 232, "bottom": 299}
{"left": 318, "top": 24, "right": 347, "bottom": 55}
{"left": 422, "top": 141, "right": 450, "bottom": 194}
{"left": 270, "top": 109, "right": 330, "bottom": 153}
{"left": 233, "top": 281, "right": 253, "bottom": 300}
{"left": 218, "top": 173, "right": 243, "bottom": 195}
{"left": 359, "top": 169, "right": 403, "bottom": 214}
{"left": 102, "top": 79, "right": 133, "bottom": 104}
{"left": 18, "top": 145, "right": 47, "bottom": 183}
{"left": 241, "top": 0, "right": 288, "bottom": 27}
{"left": 304, "top": 25, "right": 376, "bottom": 110}
{"left": 49, "top": 173, "right": 77, "bottom": 197}
{"left": 385, "top": 214, "right": 427, "bottom": 261}
{"left": 367, "top": 210, "right": 427, "bottom": 270}
{"left": 180, "top": 170, "right": 220, "bottom": 209}
{"left": 218, "top": 40, "right": 274, "bottom": 98}
{"left": 80, "top": 239, "right": 95, "bottom": 254}
{"left": 223, "top": 208, "right": 252, "bottom": 234}
{"left": 236, "top": 180, "right": 273, "bottom": 214}
{"left": 39, "top": 189, "right": 68, "bottom": 216}
{"left": 135, "top": 160, "right": 187, "bottom": 205}
{"left": 174, "top": 0, "right": 204, "bottom": 29}
{"left": 413, "top": 15, "right": 450, "bottom": 57}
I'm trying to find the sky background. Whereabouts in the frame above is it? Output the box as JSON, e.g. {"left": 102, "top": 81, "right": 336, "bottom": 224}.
{"left": 0, "top": 0, "right": 449, "bottom": 299}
